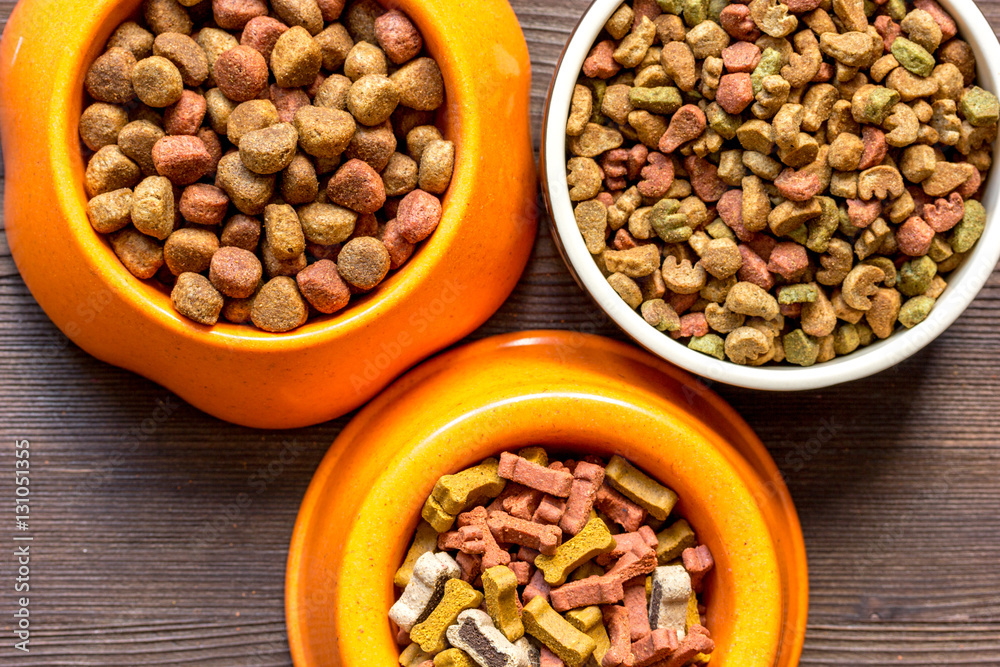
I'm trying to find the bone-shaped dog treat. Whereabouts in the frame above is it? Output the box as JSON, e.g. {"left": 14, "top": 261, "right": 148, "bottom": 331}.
{"left": 559, "top": 461, "right": 605, "bottom": 535}
{"left": 654, "top": 520, "right": 697, "bottom": 565}
{"left": 597, "top": 527, "right": 658, "bottom": 566}
{"left": 446, "top": 609, "right": 530, "bottom": 667}
{"left": 600, "top": 605, "right": 632, "bottom": 667}
{"left": 604, "top": 456, "right": 678, "bottom": 521}
{"left": 522, "top": 596, "right": 597, "bottom": 667}
{"left": 459, "top": 506, "right": 510, "bottom": 569}
{"left": 594, "top": 483, "right": 647, "bottom": 532}
{"left": 396, "top": 520, "right": 442, "bottom": 588}
{"left": 498, "top": 452, "right": 574, "bottom": 497}
{"left": 411, "top": 578, "right": 484, "bottom": 654}
{"left": 681, "top": 545, "right": 715, "bottom": 591}
{"left": 483, "top": 565, "right": 525, "bottom": 642}
{"left": 630, "top": 628, "right": 679, "bottom": 667}
{"left": 623, "top": 577, "right": 651, "bottom": 642}
{"left": 390, "top": 551, "right": 462, "bottom": 632}
{"left": 435, "top": 648, "right": 478, "bottom": 667}
{"left": 432, "top": 458, "right": 507, "bottom": 515}
{"left": 535, "top": 517, "right": 615, "bottom": 586}
{"left": 550, "top": 576, "right": 624, "bottom": 612}
{"left": 488, "top": 510, "right": 562, "bottom": 556}
{"left": 401, "top": 643, "right": 435, "bottom": 667}
{"left": 647, "top": 565, "right": 692, "bottom": 640}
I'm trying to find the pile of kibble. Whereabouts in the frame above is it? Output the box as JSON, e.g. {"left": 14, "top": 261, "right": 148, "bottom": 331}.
{"left": 567, "top": 0, "right": 998, "bottom": 366}
{"left": 391, "top": 449, "right": 715, "bottom": 667}
{"left": 81, "top": 0, "right": 453, "bottom": 332}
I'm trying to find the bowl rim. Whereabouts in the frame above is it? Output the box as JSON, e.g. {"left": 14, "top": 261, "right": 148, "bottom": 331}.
{"left": 541, "top": 0, "right": 1000, "bottom": 391}
{"left": 53, "top": 0, "right": 469, "bottom": 347}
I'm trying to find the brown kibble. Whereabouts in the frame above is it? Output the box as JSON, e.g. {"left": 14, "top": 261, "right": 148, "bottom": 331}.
{"left": 396, "top": 189, "right": 442, "bottom": 243}
{"left": 153, "top": 33, "right": 209, "bottom": 86}
{"left": 198, "top": 28, "right": 241, "bottom": 74}
{"left": 85, "top": 145, "right": 141, "bottom": 198}
{"left": 251, "top": 276, "right": 309, "bottom": 331}
{"left": 198, "top": 128, "right": 224, "bottom": 173}
{"left": 241, "top": 16, "right": 290, "bottom": 62}
{"left": 205, "top": 88, "right": 238, "bottom": 135}
{"left": 348, "top": 74, "right": 399, "bottom": 126}
{"left": 344, "top": 0, "right": 385, "bottom": 44}
{"left": 346, "top": 121, "right": 396, "bottom": 171}
{"left": 131, "top": 175, "right": 176, "bottom": 240}
{"left": 281, "top": 151, "right": 321, "bottom": 204}
{"left": 327, "top": 158, "right": 386, "bottom": 213}
{"left": 271, "top": 26, "right": 323, "bottom": 89}
{"left": 298, "top": 202, "right": 358, "bottom": 245}
{"left": 212, "top": 0, "right": 269, "bottom": 30}
{"left": 85, "top": 48, "right": 136, "bottom": 104}
{"left": 344, "top": 41, "right": 388, "bottom": 80}
{"left": 390, "top": 57, "right": 444, "bottom": 111}
{"left": 214, "top": 45, "right": 270, "bottom": 102}
{"left": 221, "top": 214, "right": 262, "bottom": 251}
{"left": 108, "top": 22, "right": 155, "bottom": 60}
{"left": 216, "top": 152, "right": 276, "bottom": 215}
{"left": 337, "top": 236, "right": 391, "bottom": 289}
{"left": 143, "top": 0, "right": 194, "bottom": 35}
{"left": 164, "top": 227, "right": 220, "bottom": 275}
{"left": 132, "top": 56, "right": 184, "bottom": 108}
{"left": 314, "top": 73, "right": 353, "bottom": 109}
{"left": 179, "top": 183, "right": 230, "bottom": 225}
{"left": 382, "top": 152, "right": 418, "bottom": 196}
{"left": 240, "top": 122, "right": 299, "bottom": 174}
{"left": 272, "top": 0, "right": 324, "bottom": 35}
{"left": 294, "top": 106, "right": 356, "bottom": 157}
{"left": 110, "top": 227, "right": 165, "bottom": 279}
{"left": 374, "top": 10, "right": 422, "bottom": 65}
{"left": 163, "top": 90, "right": 207, "bottom": 136}
{"left": 316, "top": 0, "right": 345, "bottom": 21}
{"left": 264, "top": 203, "right": 307, "bottom": 260}
{"left": 87, "top": 189, "right": 134, "bottom": 234}
{"left": 296, "top": 259, "right": 352, "bottom": 313}
{"left": 152, "top": 135, "right": 213, "bottom": 185}
{"left": 118, "top": 120, "right": 166, "bottom": 176}
{"left": 172, "top": 272, "right": 224, "bottom": 325}
{"left": 209, "top": 246, "right": 263, "bottom": 298}
{"left": 270, "top": 85, "right": 312, "bottom": 124}
{"left": 316, "top": 23, "right": 355, "bottom": 72}
{"left": 227, "top": 99, "right": 280, "bottom": 145}
{"left": 80, "top": 103, "right": 129, "bottom": 151}
{"left": 406, "top": 125, "right": 443, "bottom": 162}
{"left": 418, "top": 139, "right": 454, "bottom": 195}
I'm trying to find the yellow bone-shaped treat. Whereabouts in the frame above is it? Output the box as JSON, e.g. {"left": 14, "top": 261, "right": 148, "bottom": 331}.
{"left": 482, "top": 565, "right": 525, "bottom": 642}
{"left": 422, "top": 494, "right": 457, "bottom": 533}
{"left": 434, "top": 649, "right": 477, "bottom": 667}
{"left": 431, "top": 458, "right": 507, "bottom": 515}
{"left": 522, "top": 596, "right": 596, "bottom": 667}
{"left": 400, "top": 643, "right": 434, "bottom": 667}
{"left": 410, "top": 578, "right": 484, "bottom": 654}
{"left": 534, "top": 516, "right": 615, "bottom": 586}
{"left": 604, "top": 455, "right": 678, "bottom": 521}
{"left": 395, "top": 520, "right": 440, "bottom": 588}
{"left": 656, "top": 519, "right": 697, "bottom": 565}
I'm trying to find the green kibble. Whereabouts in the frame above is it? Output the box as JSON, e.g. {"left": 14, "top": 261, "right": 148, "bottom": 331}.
{"left": 898, "top": 256, "right": 937, "bottom": 297}
{"left": 682, "top": 0, "right": 708, "bottom": 27}
{"left": 891, "top": 38, "right": 935, "bottom": 78}
{"left": 886, "top": 0, "right": 906, "bottom": 19}
{"left": 705, "top": 218, "right": 735, "bottom": 240}
{"left": 587, "top": 79, "right": 607, "bottom": 124}
{"left": 752, "top": 48, "right": 783, "bottom": 96}
{"left": 657, "top": 0, "right": 684, "bottom": 14}
{"left": 859, "top": 86, "right": 901, "bottom": 125}
{"left": 833, "top": 323, "right": 860, "bottom": 355}
{"left": 856, "top": 322, "right": 875, "bottom": 346}
{"left": 783, "top": 329, "right": 820, "bottom": 367}
{"left": 838, "top": 206, "right": 861, "bottom": 237}
{"left": 641, "top": 299, "right": 681, "bottom": 332}
{"left": 778, "top": 284, "right": 818, "bottom": 304}
{"left": 950, "top": 200, "right": 986, "bottom": 253}
{"left": 898, "top": 295, "right": 936, "bottom": 328}
{"left": 708, "top": 0, "right": 728, "bottom": 22}
{"left": 863, "top": 0, "right": 876, "bottom": 15}
{"left": 650, "top": 199, "right": 691, "bottom": 242}
{"left": 806, "top": 197, "right": 839, "bottom": 253}
{"left": 786, "top": 224, "right": 808, "bottom": 245}
{"left": 705, "top": 102, "right": 740, "bottom": 140}
{"left": 688, "top": 334, "right": 725, "bottom": 360}
{"left": 629, "top": 86, "right": 682, "bottom": 115}
{"left": 960, "top": 86, "right": 1000, "bottom": 128}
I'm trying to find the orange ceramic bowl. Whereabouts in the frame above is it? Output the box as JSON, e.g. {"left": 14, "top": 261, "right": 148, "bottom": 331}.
{"left": 286, "top": 331, "right": 808, "bottom": 667}
{"left": 0, "top": 0, "right": 537, "bottom": 429}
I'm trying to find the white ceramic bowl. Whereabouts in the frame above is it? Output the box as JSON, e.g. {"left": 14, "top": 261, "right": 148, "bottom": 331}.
{"left": 542, "top": 0, "right": 1000, "bottom": 391}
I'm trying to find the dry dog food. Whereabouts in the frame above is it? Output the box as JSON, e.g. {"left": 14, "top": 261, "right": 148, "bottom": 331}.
{"left": 82, "top": 0, "right": 454, "bottom": 332}
{"left": 567, "top": 0, "right": 997, "bottom": 365}
{"left": 391, "top": 449, "right": 716, "bottom": 667}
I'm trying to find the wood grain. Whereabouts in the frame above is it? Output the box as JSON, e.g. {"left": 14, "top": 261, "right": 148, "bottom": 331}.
{"left": 1, "top": 0, "right": 1000, "bottom": 663}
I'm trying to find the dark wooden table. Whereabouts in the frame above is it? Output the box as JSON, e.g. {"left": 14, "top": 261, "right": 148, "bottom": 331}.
{"left": 2, "top": 0, "right": 1000, "bottom": 664}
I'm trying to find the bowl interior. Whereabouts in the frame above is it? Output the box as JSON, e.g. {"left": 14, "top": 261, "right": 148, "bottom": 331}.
{"left": 291, "top": 392, "right": 788, "bottom": 667}
{"left": 542, "top": 0, "right": 1000, "bottom": 391}
{"left": 58, "top": 0, "right": 466, "bottom": 343}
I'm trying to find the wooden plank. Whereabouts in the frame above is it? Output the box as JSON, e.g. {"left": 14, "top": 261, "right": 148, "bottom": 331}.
{"left": 1, "top": 0, "right": 999, "bottom": 663}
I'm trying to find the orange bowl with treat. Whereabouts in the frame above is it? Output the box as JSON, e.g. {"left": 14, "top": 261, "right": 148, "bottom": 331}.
{"left": 0, "top": 0, "right": 537, "bottom": 428}
{"left": 286, "top": 331, "right": 808, "bottom": 667}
